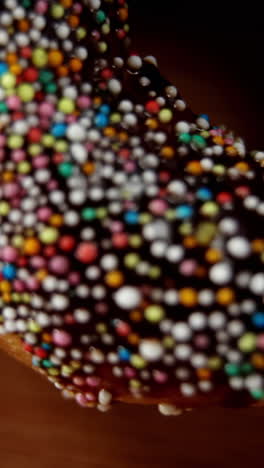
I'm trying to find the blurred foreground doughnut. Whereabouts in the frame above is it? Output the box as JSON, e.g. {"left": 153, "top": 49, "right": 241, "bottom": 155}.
{"left": 0, "top": 0, "right": 263, "bottom": 415}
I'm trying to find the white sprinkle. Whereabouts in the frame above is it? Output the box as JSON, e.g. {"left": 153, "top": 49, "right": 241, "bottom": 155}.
{"left": 172, "top": 322, "right": 192, "bottom": 341}
{"left": 139, "top": 339, "right": 164, "bottom": 362}
{"left": 98, "top": 389, "right": 112, "bottom": 406}
{"left": 158, "top": 404, "right": 183, "bottom": 416}
{"left": 227, "top": 236, "right": 251, "bottom": 258}
{"left": 114, "top": 286, "right": 142, "bottom": 309}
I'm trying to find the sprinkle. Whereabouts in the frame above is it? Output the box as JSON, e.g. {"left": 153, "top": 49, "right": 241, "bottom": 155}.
{"left": 158, "top": 404, "right": 183, "bottom": 416}
{"left": 0, "top": 0, "right": 262, "bottom": 413}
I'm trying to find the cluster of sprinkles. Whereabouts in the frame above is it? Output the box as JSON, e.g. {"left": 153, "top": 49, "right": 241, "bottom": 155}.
{"left": 0, "top": 0, "right": 263, "bottom": 415}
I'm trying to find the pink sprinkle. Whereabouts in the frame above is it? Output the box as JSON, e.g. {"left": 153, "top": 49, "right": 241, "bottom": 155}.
{"left": 179, "top": 260, "right": 197, "bottom": 276}
{"left": 257, "top": 334, "right": 264, "bottom": 349}
{"left": 52, "top": 329, "right": 72, "bottom": 347}
{"left": 72, "top": 376, "right": 86, "bottom": 386}
{"left": 11, "top": 150, "right": 25, "bottom": 162}
{"left": 75, "top": 393, "right": 88, "bottom": 407}
{"left": 26, "top": 277, "right": 39, "bottom": 291}
{"left": 36, "top": 1, "right": 49, "bottom": 14}
{"left": 149, "top": 198, "right": 168, "bottom": 215}
{"left": 77, "top": 96, "right": 91, "bottom": 109}
{"left": 194, "top": 334, "right": 210, "bottom": 349}
{"left": 68, "top": 271, "right": 80, "bottom": 284}
{"left": 84, "top": 392, "right": 96, "bottom": 402}
{"left": 86, "top": 142, "right": 94, "bottom": 151}
{"left": 86, "top": 376, "right": 101, "bottom": 388}
{"left": 6, "top": 96, "right": 21, "bottom": 110}
{"left": 37, "top": 207, "right": 52, "bottom": 221}
{"left": 153, "top": 370, "right": 168, "bottom": 383}
{"left": 39, "top": 102, "right": 54, "bottom": 117}
{"left": 47, "top": 180, "right": 58, "bottom": 190}
{"left": 110, "top": 221, "right": 123, "bottom": 233}
{"left": 49, "top": 256, "right": 69, "bottom": 275}
{"left": 29, "top": 256, "right": 46, "bottom": 269}
{"left": 1, "top": 246, "right": 18, "bottom": 262}
{"left": 32, "top": 155, "right": 49, "bottom": 169}
{"left": 124, "top": 161, "right": 136, "bottom": 172}
{"left": 66, "top": 115, "right": 77, "bottom": 123}
{"left": 13, "top": 279, "right": 25, "bottom": 292}
{"left": 124, "top": 367, "right": 136, "bottom": 378}
{"left": 3, "top": 183, "right": 20, "bottom": 198}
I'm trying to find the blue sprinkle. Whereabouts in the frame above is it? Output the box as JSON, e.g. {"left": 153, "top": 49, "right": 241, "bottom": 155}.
{"left": 94, "top": 113, "right": 109, "bottom": 128}
{"left": 2, "top": 263, "right": 17, "bottom": 280}
{"left": 197, "top": 187, "right": 213, "bottom": 200}
{"left": 32, "top": 357, "right": 41, "bottom": 367}
{"left": 124, "top": 211, "right": 139, "bottom": 224}
{"left": 199, "top": 114, "right": 210, "bottom": 121}
{"left": 0, "top": 62, "right": 8, "bottom": 76}
{"left": 51, "top": 122, "right": 67, "bottom": 138}
{"left": 252, "top": 312, "right": 264, "bottom": 328}
{"left": 99, "top": 104, "right": 110, "bottom": 115}
{"left": 175, "top": 205, "right": 194, "bottom": 219}
{"left": 118, "top": 348, "right": 131, "bottom": 361}
{"left": 42, "top": 343, "right": 52, "bottom": 350}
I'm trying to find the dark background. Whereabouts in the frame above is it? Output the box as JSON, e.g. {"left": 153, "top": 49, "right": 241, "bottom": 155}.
{"left": 0, "top": 2, "right": 264, "bottom": 468}
{"left": 130, "top": 1, "right": 264, "bottom": 149}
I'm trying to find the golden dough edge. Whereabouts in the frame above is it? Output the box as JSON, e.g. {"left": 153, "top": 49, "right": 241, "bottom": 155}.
{"left": 0, "top": 334, "right": 263, "bottom": 409}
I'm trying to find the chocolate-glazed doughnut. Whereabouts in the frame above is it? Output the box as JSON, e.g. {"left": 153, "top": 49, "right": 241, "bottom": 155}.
{"left": 0, "top": 0, "right": 263, "bottom": 415}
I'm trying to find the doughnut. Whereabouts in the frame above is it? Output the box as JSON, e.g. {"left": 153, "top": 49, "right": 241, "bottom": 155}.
{"left": 0, "top": 0, "right": 263, "bottom": 416}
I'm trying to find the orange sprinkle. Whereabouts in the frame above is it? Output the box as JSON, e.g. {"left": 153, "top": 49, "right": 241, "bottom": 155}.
{"left": 36, "top": 269, "right": 48, "bottom": 281}
{"left": 0, "top": 281, "right": 11, "bottom": 294}
{"left": 205, "top": 248, "right": 222, "bottom": 263}
{"left": 186, "top": 161, "right": 203, "bottom": 175}
{"left": 2, "top": 171, "right": 15, "bottom": 182}
{"left": 252, "top": 239, "right": 264, "bottom": 253}
{"left": 42, "top": 333, "right": 52, "bottom": 343}
{"left": 18, "top": 19, "right": 30, "bottom": 32}
{"left": 118, "top": 7, "right": 129, "bottom": 21}
{"left": 196, "top": 368, "right": 211, "bottom": 380}
{"left": 128, "top": 333, "right": 140, "bottom": 345}
{"left": 225, "top": 146, "right": 238, "bottom": 157}
{"left": 67, "top": 14, "right": 79, "bottom": 28}
{"left": 130, "top": 310, "right": 143, "bottom": 322}
{"left": 69, "top": 58, "right": 83, "bottom": 72}
{"left": 235, "top": 161, "right": 249, "bottom": 172}
{"left": 57, "top": 65, "right": 69, "bottom": 77}
{"left": 195, "top": 266, "right": 207, "bottom": 278}
{"left": 93, "top": 96, "right": 102, "bottom": 107}
{"left": 161, "top": 146, "right": 175, "bottom": 158}
{"left": 10, "top": 64, "right": 22, "bottom": 76}
{"left": 48, "top": 50, "right": 64, "bottom": 67}
{"left": 2, "top": 293, "right": 11, "bottom": 303}
{"left": 49, "top": 214, "right": 64, "bottom": 227}
{"left": 61, "top": 0, "right": 73, "bottom": 7}
{"left": 104, "top": 127, "right": 116, "bottom": 138}
{"left": 6, "top": 53, "right": 18, "bottom": 65}
{"left": 251, "top": 353, "right": 264, "bottom": 369}
{"left": 82, "top": 162, "right": 95, "bottom": 175}
{"left": 105, "top": 270, "right": 124, "bottom": 288}
{"left": 23, "top": 237, "right": 41, "bottom": 255}
{"left": 212, "top": 136, "right": 224, "bottom": 145}
{"left": 216, "top": 287, "right": 235, "bottom": 305}
{"left": 146, "top": 118, "right": 158, "bottom": 129}
{"left": 183, "top": 236, "right": 197, "bottom": 249}
{"left": 179, "top": 288, "right": 198, "bottom": 307}
{"left": 119, "top": 131, "right": 128, "bottom": 142}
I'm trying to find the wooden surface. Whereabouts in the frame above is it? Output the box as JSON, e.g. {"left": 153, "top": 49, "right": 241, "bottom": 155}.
{"left": 0, "top": 350, "right": 264, "bottom": 468}
{"left": 0, "top": 4, "right": 264, "bottom": 468}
